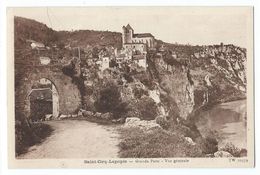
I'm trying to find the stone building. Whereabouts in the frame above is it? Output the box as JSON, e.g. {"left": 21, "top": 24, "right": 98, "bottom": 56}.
{"left": 120, "top": 24, "right": 155, "bottom": 70}
{"left": 122, "top": 24, "right": 155, "bottom": 48}
{"left": 101, "top": 57, "right": 110, "bottom": 71}
{"left": 132, "top": 54, "right": 147, "bottom": 69}
{"left": 30, "top": 41, "right": 45, "bottom": 50}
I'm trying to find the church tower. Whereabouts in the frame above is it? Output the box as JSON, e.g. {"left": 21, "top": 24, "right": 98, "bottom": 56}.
{"left": 122, "top": 24, "right": 134, "bottom": 44}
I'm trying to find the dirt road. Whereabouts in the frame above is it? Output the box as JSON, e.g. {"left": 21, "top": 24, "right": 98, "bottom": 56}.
{"left": 18, "top": 120, "right": 120, "bottom": 159}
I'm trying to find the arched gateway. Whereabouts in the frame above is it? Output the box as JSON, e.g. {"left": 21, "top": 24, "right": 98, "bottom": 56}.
{"left": 27, "top": 78, "right": 59, "bottom": 121}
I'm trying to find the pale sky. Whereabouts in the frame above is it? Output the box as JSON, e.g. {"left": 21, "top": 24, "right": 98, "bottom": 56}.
{"left": 10, "top": 7, "right": 253, "bottom": 48}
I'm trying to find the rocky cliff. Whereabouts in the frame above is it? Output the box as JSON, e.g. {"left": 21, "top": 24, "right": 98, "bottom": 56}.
{"left": 146, "top": 42, "right": 246, "bottom": 120}
{"left": 14, "top": 16, "right": 247, "bottom": 122}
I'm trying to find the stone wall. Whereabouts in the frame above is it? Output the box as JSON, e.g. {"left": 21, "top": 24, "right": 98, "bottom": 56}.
{"left": 15, "top": 59, "right": 82, "bottom": 118}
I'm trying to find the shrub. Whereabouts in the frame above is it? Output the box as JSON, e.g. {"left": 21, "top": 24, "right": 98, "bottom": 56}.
{"left": 181, "top": 120, "right": 202, "bottom": 139}
{"left": 15, "top": 118, "right": 53, "bottom": 156}
{"left": 159, "top": 92, "right": 180, "bottom": 122}
{"left": 31, "top": 122, "right": 54, "bottom": 139}
{"left": 109, "top": 59, "right": 119, "bottom": 68}
{"left": 133, "top": 87, "right": 148, "bottom": 99}
{"left": 239, "top": 149, "right": 247, "bottom": 157}
{"left": 113, "top": 102, "right": 129, "bottom": 119}
{"left": 168, "top": 120, "right": 201, "bottom": 141}
{"left": 197, "top": 136, "right": 218, "bottom": 154}
{"left": 162, "top": 50, "right": 182, "bottom": 67}
{"left": 95, "top": 80, "right": 128, "bottom": 119}
{"left": 118, "top": 127, "right": 203, "bottom": 158}
{"left": 170, "top": 123, "right": 194, "bottom": 138}
{"left": 128, "top": 96, "right": 158, "bottom": 120}
{"left": 134, "top": 72, "right": 154, "bottom": 89}
{"left": 15, "top": 120, "right": 35, "bottom": 155}
{"left": 139, "top": 96, "right": 158, "bottom": 120}
{"left": 221, "top": 142, "right": 242, "bottom": 157}
{"left": 95, "top": 81, "right": 121, "bottom": 113}
{"left": 62, "top": 60, "right": 76, "bottom": 77}
{"left": 155, "top": 116, "right": 170, "bottom": 129}
{"left": 123, "top": 73, "right": 134, "bottom": 83}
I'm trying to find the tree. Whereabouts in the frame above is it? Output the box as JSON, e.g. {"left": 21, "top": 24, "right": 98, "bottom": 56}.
{"left": 95, "top": 81, "right": 125, "bottom": 117}
{"left": 57, "top": 42, "right": 65, "bottom": 49}
{"left": 126, "top": 96, "right": 158, "bottom": 120}
{"left": 163, "top": 49, "right": 182, "bottom": 67}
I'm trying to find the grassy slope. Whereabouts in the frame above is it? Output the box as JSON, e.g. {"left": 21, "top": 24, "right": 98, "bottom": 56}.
{"left": 118, "top": 127, "right": 204, "bottom": 158}
{"left": 15, "top": 16, "right": 122, "bottom": 49}
{"left": 58, "top": 30, "right": 122, "bottom": 49}
{"left": 14, "top": 16, "right": 58, "bottom": 49}
{"left": 15, "top": 121, "right": 53, "bottom": 156}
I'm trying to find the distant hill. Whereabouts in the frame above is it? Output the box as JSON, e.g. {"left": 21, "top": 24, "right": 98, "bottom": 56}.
{"left": 14, "top": 16, "right": 58, "bottom": 49}
{"left": 14, "top": 16, "right": 122, "bottom": 50}
{"left": 58, "top": 30, "right": 122, "bottom": 49}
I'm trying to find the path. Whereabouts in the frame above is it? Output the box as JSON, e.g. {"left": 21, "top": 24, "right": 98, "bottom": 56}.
{"left": 18, "top": 120, "right": 120, "bottom": 159}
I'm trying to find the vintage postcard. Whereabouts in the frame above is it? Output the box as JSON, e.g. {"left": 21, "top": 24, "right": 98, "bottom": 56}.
{"left": 7, "top": 7, "right": 254, "bottom": 168}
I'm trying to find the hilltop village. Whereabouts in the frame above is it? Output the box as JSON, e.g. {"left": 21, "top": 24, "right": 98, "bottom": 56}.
{"left": 15, "top": 17, "right": 247, "bottom": 158}
{"left": 26, "top": 23, "right": 246, "bottom": 90}
{"left": 28, "top": 24, "right": 155, "bottom": 72}
{"left": 19, "top": 22, "right": 247, "bottom": 122}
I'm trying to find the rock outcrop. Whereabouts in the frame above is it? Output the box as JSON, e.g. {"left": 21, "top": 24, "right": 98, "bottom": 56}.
{"left": 214, "top": 151, "right": 233, "bottom": 158}
{"left": 147, "top": 42, "right": 246, "bottom": 120}
{"left": 124, "top": 117, "right": 161, "bottom": 130}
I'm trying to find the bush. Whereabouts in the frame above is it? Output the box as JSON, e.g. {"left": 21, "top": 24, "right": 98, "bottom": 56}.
{"left": 113, "top": 102, "right": 129, "bottom": 119}
{"left": 155, "top": 116, "right": 170, "bottom": 129}
{"left": 95, "top": 80, "right": 128, "bottom": 119}
{"left": 31, "top": 122, "right": 54, "bottom": 139}
{"left": 159, "top": 92, "right": 180, "bottom": 122}
{"left": 170, "top": 123, "right": 193, "bottom": 137}
{"left": 118, "top": 127, "right": 203, "bottom": 158}
{"left": 15, "top": 120, "right": 34, "bottom": 155}
{"left": 95, "top": 81, "right": 121, "bottom": 113}
{"left": 123, "top": 73, "right": 134, "bottom": 83}
{"left": 181, "top": 120, "right": 202, "bottom": 139}
{"left": 168, "top": 120, "right": 201, "bottom": 141}
{"left": 197, "top": 136, "right": 218, "bottom": 154}
{"left": 221, "top": 142, "right": 242, "bottom": 157}
{"left": 133, "top": 87, "right": 148, "bottom": 99}
{"left": 62, "top": 60, "right": 76, "bottom": 77}
{"left": 126, "top": 96, "right": 158, "bottom": 120}
{"left": 138, "top": 96, "right": 158, "bottom": 120}
{"left": 133, "top": 72, "right": 154, "bottom": 89}
{"left": 15, "top": 119, "right": 53, "bottom": 156}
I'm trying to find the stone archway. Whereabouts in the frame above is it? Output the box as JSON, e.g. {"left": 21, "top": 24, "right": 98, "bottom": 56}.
{"left": 27, "top": 78, "right": 59, "bottom": 121}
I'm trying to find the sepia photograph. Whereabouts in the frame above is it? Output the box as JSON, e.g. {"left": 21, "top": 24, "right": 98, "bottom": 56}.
{"left": 7, "top": 6, "right": 254, "bottom": 168}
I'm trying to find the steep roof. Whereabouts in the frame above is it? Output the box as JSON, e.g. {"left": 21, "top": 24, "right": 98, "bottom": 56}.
{"left": 126, "top": 24, "right": 133, "bottom": 31}
{"left": 133, "top": 33, "right": 154, "bottom": 38}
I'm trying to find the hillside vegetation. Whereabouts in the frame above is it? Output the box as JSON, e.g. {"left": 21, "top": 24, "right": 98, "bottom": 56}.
{"left": 14, "top": 16, "right": 247, "bottom": 157}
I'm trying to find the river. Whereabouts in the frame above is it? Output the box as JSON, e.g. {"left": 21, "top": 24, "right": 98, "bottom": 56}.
{"left": 195, "top": 100, "right": 247, "bottom": 149}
